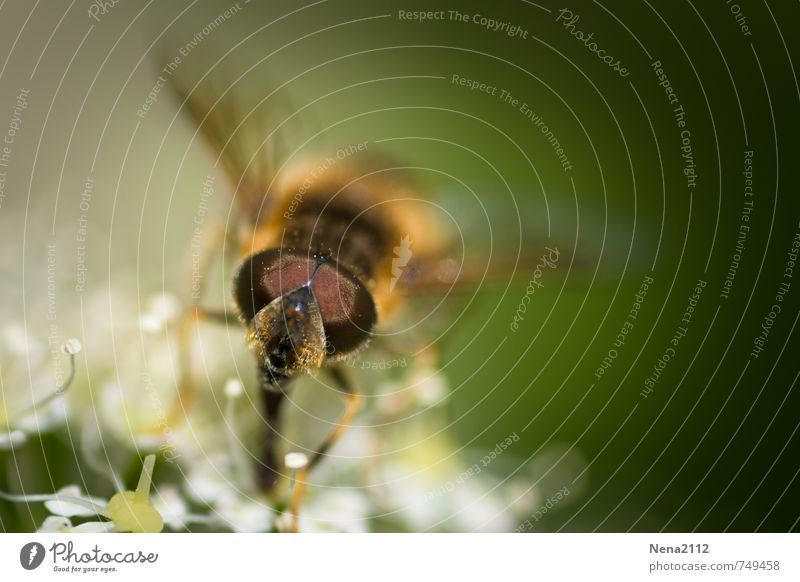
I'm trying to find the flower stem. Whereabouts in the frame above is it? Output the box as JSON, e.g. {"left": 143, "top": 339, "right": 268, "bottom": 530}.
{"left": 135, "top": 454, "right": 156, "bottom": 504}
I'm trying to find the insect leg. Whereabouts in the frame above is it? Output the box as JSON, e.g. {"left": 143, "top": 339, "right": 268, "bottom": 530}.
{"left": 168, "top": 306, "right": 240, "bottom": 427}
{"left": 169, "top": 221, "right": 241, "bottom": 425}
{"left": 284, "top": 367, "right": 360, "bottom": 531}
{"left": 307, "top": 366, "right": 362, "bottom": 472}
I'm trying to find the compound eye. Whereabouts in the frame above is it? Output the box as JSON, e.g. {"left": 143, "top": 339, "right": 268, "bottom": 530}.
{"left": 233, "top": 249, "right": 316, "bottom": 322}
{"left": 233, "top": 249, "right": 377, "bottom": 360}
{"left": 309, "top": 261, "right": 376, "bottom": 358}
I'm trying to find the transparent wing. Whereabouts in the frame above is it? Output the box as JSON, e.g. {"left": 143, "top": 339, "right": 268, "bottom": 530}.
{"left": 167, "top": 57, "right": 307, "bottom": 225}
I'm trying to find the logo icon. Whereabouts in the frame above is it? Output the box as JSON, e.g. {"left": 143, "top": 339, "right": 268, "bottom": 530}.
{"left": 390, "top": 235, "right": 413, "bottom": 292}
{"left": 20, "top": 542, "right": 46, "bottom": 570}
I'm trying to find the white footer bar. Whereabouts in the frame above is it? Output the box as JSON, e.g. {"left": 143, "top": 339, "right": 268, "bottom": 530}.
{"left": 1, "top": 533, "right": 797, "bottom": 581}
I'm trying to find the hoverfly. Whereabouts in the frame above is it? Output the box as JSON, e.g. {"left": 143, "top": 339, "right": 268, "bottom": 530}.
{"left": 166, "top": 67, "right": 465, "bottom": 497}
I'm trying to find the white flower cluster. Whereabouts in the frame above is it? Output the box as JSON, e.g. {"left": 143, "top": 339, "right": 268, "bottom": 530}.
{"left": 1, "top": 288, "right": 583, "bottom": 533}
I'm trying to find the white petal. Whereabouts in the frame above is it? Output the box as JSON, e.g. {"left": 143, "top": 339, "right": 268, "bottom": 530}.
{"left": 300, "top": 490, "right": 370, "bottom": 533}
{"left": 152, "top": 485, "right": 188, "bottom": 529}
{"left": 216, "top": 493, "right": 273, "bottom": 533}
{"left": 452, "top": 482, "right": 514, "bottom": 533}
{"left": 2, "top": 324, "right": 45, "bottom": 360}
{"left": 185, "top": 464, "right": 229, "bottom": 504}
{"left": 224, "top": 378, "right": 243, "bottom": 399}
{"left": 147, "top": 293, "right": 181, "bottom": 321}
{"left": 44, "top": 486, "right": 107, "bottom": 517}
{"left": 0, "top": 429, "right": 27, "bottom": 449}
{"left": 15, "top": 397, "right": 69, "bottom": 433}
{"left": 139, "top": 314, "right": 163, "bottom": 333}
{"left": 412, "top": 369, "right": 448, "bottom": 406}
{"left": 37, "top": 516, "right": 72, "bottom": 533}
{"left": 72, "top": 521, "right": 116, "bottom": 533}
